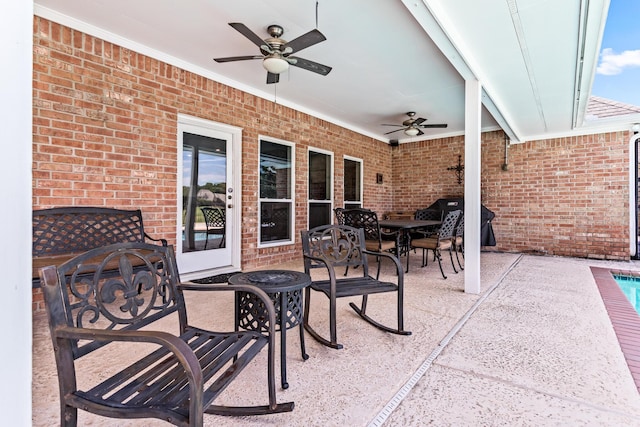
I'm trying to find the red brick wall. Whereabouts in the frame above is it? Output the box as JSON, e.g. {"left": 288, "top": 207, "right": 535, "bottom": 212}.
{"left": 31, "top": 17, "right": 632, "bottom": 311}
{"left": 32, "top": 18, "right": 393, "bottom": 311}
{"left": 391, "top": 135, "right": 467, "bottom": 208}
{"left": 392, "top": 130, "right": 631, "bottom": 259}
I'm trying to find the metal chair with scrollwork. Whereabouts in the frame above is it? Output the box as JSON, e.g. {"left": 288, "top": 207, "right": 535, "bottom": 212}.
{"left": 39, "top": 242, "right": 293, "bottom": 424}
{"left": 300, "top": 224, "right": 411, "bottom": 349}
{"left": 342, "top": 208, "right": 403, "bottom": 279}
{"left": 410, "top": 209, "right": 461, "bottom": 279}
{"left": 410, "top": 208, "right": 443, "bottom": 244}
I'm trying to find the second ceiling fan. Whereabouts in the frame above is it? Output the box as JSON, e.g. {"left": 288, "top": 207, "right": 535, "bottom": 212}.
{"left": 382, "top": 112, "right": 448, "bottom": 136}
{"left": 214, "top": 23, "right": 332, "bottom": 84}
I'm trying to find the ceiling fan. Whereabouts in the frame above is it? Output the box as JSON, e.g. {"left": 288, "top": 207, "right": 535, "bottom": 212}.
{"left": 213, "top": 23, "right": 332, "bottom": 84}
{"left": 382, "top": 112, "right": 448, "bottom": 136}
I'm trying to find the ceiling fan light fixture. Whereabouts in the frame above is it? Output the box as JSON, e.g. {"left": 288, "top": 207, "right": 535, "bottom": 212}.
{"left": 404, "top": 127, "right": 420, "bottom": 136}
{"left": 262, "top": 56, "right": 289, "bottom": 74}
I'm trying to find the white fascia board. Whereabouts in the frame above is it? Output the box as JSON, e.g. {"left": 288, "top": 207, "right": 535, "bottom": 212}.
{"left": 573, "top": 0, "right": 611, "bottom": 129}
{"left": 522, "top": 119, "right": 639, "bottom": 143}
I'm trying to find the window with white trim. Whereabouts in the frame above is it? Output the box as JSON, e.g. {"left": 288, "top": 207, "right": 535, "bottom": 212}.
{"left": 343, "top": 156, "right": 363, "bottom": 209}
{"left": 259, "top": 138, "right": 294, "bottom": 246}
{"left": 308, "top": 148, "right": 333, "bottom": 229}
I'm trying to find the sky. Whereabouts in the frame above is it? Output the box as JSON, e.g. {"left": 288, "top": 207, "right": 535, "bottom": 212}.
{"left": 591, "top": 0, "right": 640, "bottom": 106}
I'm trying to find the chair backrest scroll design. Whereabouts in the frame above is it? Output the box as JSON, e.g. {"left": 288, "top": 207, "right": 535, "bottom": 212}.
{"left": 301, "top": 225, "right": 369, "bottom": 276}
{"left": 42, "top": 242, "right": 183, "bottom": 359}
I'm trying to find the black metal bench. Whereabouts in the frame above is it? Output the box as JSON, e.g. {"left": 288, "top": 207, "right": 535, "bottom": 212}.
{"left": 32, "top": 207, "right": 167, "bottom": 288}
{"left": 39, "top": 242, "right": 294, "bottom": 426}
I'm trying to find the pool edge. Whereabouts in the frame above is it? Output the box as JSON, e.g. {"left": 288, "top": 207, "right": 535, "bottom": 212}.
{"left": 591, "top": 266, "right": 640, "bottom": 393}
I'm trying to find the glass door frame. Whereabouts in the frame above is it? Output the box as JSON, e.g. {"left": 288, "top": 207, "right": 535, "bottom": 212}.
{"left": 176, "top": 114, "right": 242, "bottom": 279}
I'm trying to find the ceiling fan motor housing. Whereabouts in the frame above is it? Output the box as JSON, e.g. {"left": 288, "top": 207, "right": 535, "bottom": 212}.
{"left": 403, "top": 112, "right": 417, "bottom": 126}
{"left": 262, "top": 25, "right": 286, "bottom": 56}
{"left": 267, "top": 25, "right": 284, "bottom": 38}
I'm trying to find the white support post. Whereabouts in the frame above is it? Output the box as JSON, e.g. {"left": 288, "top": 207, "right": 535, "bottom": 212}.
{"left": 464, "top": 79, "right": 482, "bottom": 294}
{"left": 1, "top": 0, "right": 33, "bottom": 424}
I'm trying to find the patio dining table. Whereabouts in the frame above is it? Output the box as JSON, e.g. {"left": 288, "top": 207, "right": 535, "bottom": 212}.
{"left": 378, "top": 219, "right": 442, "bottom": 272}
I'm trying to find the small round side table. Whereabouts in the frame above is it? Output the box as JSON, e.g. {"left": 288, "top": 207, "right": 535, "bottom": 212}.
{"left": 229, "top": 270, "right": 311, "bottom": 389}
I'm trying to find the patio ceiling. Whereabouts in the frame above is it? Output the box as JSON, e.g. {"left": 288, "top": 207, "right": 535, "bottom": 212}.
{"left": 34, "top": 0, "right": 612, "bottom": 144}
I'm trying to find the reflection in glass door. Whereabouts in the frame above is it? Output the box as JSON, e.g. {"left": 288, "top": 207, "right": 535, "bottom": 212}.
{"left": 182, "top": 133, "right": 227, "bottom": 253}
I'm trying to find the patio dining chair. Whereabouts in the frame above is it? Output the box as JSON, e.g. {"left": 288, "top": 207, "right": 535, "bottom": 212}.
{"left": 410, "top": 209, "right": 461, "bottom": 279}
{"left": 200, "top": 206, "right": 226, "bottom": 249}
{"left": 411, "top": 208, "right": 443, "bottom": 240}
{"left": 342, "top": 208, "right": 403, "bottom": 279}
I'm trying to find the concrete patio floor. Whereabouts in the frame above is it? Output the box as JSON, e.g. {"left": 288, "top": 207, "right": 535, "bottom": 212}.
{"left": 32, "top": 251, "right": 640, "bottom": 426}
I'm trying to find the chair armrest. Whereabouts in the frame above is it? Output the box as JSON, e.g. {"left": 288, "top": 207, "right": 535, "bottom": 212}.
{"left": 302, "top": 253, "right": 337, "bottom": 275}
{"left": 412, "top": 228, "right": 437, "bottom": 238}
{"left": 302, "top": 253, "right": 338, "bottom": 291}
{"left": 144, "top": 232, "right": 168, "bottom": 246}
{"left": 302, "top": 253, "right": 331, "bottom": 269}
{"left": 363, "top": 249, "right": 405, "bottom": 283}
{"left": 178, "top": 282, "right": 277, "bottom": 338}
{"left": 380, "top": 229, "right": 400, "bottom": 238}
{"left": 380, "top": 229, "right": 402, "bottom": 245}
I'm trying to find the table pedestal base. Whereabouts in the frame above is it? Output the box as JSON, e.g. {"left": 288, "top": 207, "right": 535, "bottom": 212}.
{"left": 230, "top": 270, "right": 311, "bottom": 389}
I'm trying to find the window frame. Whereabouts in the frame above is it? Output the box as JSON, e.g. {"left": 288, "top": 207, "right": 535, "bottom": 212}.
{"left": 343, "top": 155, "right": 363, "bottom": 209}
{"left": 258, "top": 136, "right": 295, "bottom": 248}
{"left": 307, "top": 147, "right": 334, "bottom": 230}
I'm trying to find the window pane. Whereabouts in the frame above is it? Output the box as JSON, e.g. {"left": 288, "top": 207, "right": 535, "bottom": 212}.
{"left": 309, "top": 202, "right": 331, "bottom": 229}
{"left": 260, "top": 141, "right": 291, "bottom": 199}
{"left": 344, "top": 159, "right": 361, "bottom": 202}
{"left": 345, "top": 202, "right": 362, "bottom": 210}
{"left": 309, "top": 151, "right": 331, "bottom": 200}
{"left": 260, "top": 202, "right": 291, "bottom": 242}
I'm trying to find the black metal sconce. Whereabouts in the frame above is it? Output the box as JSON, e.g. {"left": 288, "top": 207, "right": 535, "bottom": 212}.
{"left": 447, "top": 155, "right": 464, "bottom": 185}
